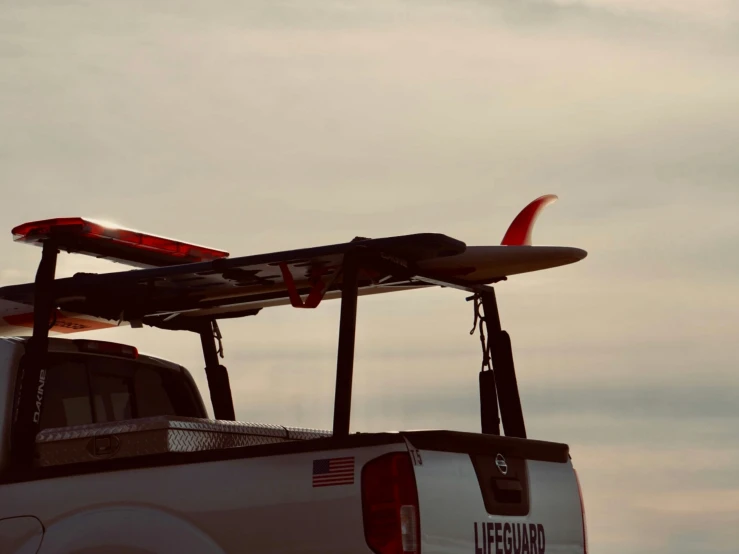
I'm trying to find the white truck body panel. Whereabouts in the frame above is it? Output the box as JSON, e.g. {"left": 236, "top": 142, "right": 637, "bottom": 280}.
{"left": 1, "top": 442, "right": 406, "bottom": 554}
{"left": 0, "top": 516, "right": 43, "bottom": 554}
{"left": 0, "top": 441, "right": 584, "bottom": 554}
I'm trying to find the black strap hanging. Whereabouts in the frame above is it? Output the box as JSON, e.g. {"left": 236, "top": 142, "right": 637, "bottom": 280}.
{"left": 469, "top": 294, "right": 491, "bottom": 372}
{"left": 468, "top": 292, "right": 500, "bottom": 435}
{"left": 199, "top": 320, "right": 235, "bottom": 421}
{"left": 212, "top": 320, "right": 224, "bottom": 359}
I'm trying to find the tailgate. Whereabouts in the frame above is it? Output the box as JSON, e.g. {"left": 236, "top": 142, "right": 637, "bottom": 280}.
{"left": 401, "top": 431, "right": 585, "bottom": 554}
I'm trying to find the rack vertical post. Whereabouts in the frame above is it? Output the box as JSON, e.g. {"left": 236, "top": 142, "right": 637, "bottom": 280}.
{"left": 332, "top": 250, "right": 359, "bottom": 438}
{"left": 480, "top": 287, "right": 527, "bottom": 439}
{"left": 11, "top": 241, "right": 59, "bottom": 468}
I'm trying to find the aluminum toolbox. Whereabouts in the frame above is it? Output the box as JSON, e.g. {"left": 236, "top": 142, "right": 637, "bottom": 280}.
{"left": 35, "top": 416, "right": 332, "bottom": 467}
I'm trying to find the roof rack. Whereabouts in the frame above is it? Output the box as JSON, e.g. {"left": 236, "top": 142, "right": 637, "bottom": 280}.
{"left": 4, "top": 195, "right": 586, "bottom": 470}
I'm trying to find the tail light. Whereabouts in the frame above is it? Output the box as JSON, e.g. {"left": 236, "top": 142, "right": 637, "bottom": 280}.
{"left": 362, "top": 452, "right": 421, "bottom": 554}
{"left": 574, "top": 468, "right": 588, "bottom": 554}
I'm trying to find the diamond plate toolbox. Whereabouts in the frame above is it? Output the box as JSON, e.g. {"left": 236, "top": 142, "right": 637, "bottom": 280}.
{"left": 35, "top": 416, "right": 332, "bottom": 467}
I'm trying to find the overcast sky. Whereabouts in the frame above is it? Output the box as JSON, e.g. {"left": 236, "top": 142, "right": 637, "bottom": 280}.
{"left": 2, "top": 0, "right": 738, "bottom": 552}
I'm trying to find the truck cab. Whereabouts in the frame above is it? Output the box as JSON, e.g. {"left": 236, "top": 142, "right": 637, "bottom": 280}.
{"left": 0, "top": 338, "right": 207, "bottom": 453}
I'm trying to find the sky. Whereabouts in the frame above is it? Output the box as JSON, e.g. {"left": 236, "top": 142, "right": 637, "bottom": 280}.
{"left": 1, "top": 0, "right": 739, "bottom": 552}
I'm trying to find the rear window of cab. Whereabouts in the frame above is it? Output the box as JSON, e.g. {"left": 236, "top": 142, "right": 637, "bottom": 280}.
{"left": 30, "top": 354, "right": 205, "bottom": 430}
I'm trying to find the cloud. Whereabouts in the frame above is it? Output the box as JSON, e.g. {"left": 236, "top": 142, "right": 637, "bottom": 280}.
{"left": 1, "top": 1, "right": 738, "bottom": 552}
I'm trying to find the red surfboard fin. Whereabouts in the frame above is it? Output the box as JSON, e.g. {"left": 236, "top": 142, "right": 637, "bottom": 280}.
{"left": 500, "top": 194, "right": 558, "bottom": 246}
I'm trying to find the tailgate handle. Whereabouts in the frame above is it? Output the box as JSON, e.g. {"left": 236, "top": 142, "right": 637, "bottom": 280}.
{"left": 491, "top": 478, "right": 523, "bottom": 504}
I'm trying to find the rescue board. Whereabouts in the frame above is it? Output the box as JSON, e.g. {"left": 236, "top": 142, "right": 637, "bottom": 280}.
{"left": 0, "top": 195, "right": 586, "bottom": 336}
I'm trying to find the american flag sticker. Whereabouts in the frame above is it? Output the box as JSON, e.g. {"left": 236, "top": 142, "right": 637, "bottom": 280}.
{"left": 312, "top": 456, "right": 355, "bottom": 487}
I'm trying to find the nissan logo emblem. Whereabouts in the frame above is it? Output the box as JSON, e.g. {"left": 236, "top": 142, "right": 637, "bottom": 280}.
{"left": 495, "top": 453, "right": 508, "bottom": 475}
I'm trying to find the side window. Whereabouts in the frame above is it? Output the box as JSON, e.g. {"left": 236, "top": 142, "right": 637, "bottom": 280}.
{"left": 39, "top": 361, "right": 94, "bottom": 430}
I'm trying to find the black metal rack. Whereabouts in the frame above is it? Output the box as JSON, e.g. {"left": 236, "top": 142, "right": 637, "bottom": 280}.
{"left": 8, "top": 233, "right": 528, "bottom": 470}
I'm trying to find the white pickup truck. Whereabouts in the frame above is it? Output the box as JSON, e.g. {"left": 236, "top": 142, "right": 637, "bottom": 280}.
{"left": 0, "top": 196, "right": 588, "bottom": 554}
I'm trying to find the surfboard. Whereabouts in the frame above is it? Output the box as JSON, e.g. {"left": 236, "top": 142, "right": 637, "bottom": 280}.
{"left": 0, "top": 195, "right": 586, "bottom": 336}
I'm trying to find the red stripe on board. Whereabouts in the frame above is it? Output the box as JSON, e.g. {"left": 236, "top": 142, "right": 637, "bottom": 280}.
{"left": 5, "top": 311, "right": 116, "bottom": 333}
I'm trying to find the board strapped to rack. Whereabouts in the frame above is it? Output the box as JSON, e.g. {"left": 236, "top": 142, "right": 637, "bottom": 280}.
{"left": 0, "top": 195, "right": 587, "bottom": 469}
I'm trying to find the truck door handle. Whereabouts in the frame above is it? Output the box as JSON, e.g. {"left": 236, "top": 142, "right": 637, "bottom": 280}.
{"left": 491, "top": 478, "right": 523, "bottom": 504}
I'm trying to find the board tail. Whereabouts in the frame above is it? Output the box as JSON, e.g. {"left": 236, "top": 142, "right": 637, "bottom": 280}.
{"left": 500, "top": 194, "right": 558, "bottom": 246}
